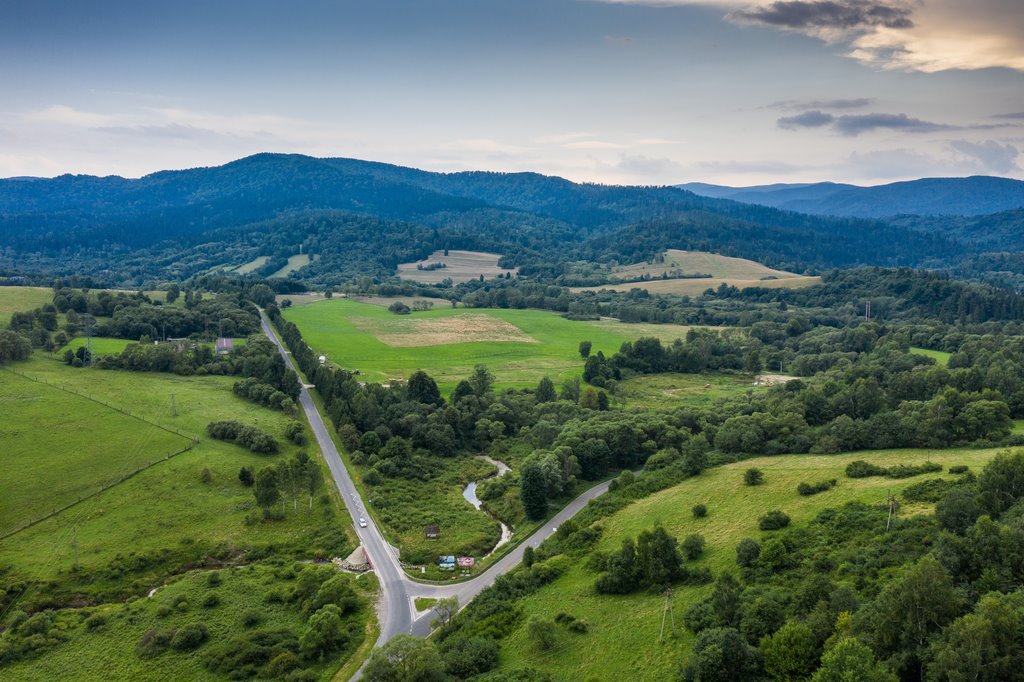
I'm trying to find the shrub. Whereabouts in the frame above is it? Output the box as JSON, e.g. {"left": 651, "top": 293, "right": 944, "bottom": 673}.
{"left": 887, "top": 461, "right": 942, "bottom": 479}
{"left": 682, "top": 534, "right": 706, "bottom": 560}
{"left": 136, "top": 627, "right": 176, "bottom": 658}
{"left": 948, "top": 465, "right": 970, "bottom": 474}
{"left": 796, "top": 479, "right": 837, "bottom": 496}
{"left": 527, "top": 616, "right": 558, "bottom": 651}
{"left": 241, "top": 609, "right": 262, "bottom": 627}
{"left": 744, "top": 468, "right": 764, "bottom": 486}
{"left": 758, "top": 510, "right": 791, "bottom": 531}
{"left": 200, "top": 467, "right": 212, "bottom": 484}
{"left": 207, "top": 420, "right": 278, "bottom": 454}
{"left": 683, "top": 601, "right": 718, "bottom": 633}
{"left": 207, "top": 571, "right": 222, "bottom": 587}
{"left": 84, "top": 613, "right": 107, "bottom": 630}
{"left": 202, "top": 593, "right": 220, "bottom": 608}
{"left": 736, "top": 538, "right": 761, "bottom": 567}
{"left": 441, "top": 636, "right": 499, "bottom": 678}
{"left": 846, "top": 460, "right": 887, "bottom": 478}
{"left": 239, "top": 466, "right": 254, "bottom": 486}
{"left": 692, "top": 504, "right": 708, "bottom": 518}
{"left": 170, "top": 623, "right": 209, "bottom": 651}
{"left": 284, "top": 421, "right": 307, "bottom": 445}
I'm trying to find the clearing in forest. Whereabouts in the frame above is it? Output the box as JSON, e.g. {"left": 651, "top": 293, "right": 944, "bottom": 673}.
{"left": 270, "top": 253, "right": 312, "bottom": 278}
{"left": 350, "top": 313, "right": 539, "bottom": 347}
{"left": 397, "top": 250, "right": 517, "bottom": 284}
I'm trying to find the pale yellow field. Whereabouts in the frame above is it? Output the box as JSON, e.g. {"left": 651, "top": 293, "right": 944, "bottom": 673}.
{"left": 614, "top": 249, "right": 802, "bottom": 281}
{"left": 271, "top": 253, "right": 312, "bottom": 278}
{"left": 573, "top": 275, "right": 821, "bottom": 295}
{"left": 233, "top": 255, "right": 269, "bottom": 274}
{"left": 396, "top": 250, "right": 517, "bottom": 284}
{"left": 349, "top": 313, "right": 538, "bottom": 347}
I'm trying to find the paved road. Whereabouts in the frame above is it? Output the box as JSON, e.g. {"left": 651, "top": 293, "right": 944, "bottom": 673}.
{"left": 260, "top": 313, "right": 613, "bottom": 651}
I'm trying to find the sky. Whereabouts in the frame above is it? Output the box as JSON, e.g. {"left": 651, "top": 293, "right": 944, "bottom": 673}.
{"left": 1, "top": 0, "right": 1023, "bottom": 185}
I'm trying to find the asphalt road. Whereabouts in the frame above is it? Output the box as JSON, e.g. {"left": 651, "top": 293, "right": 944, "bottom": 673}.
{"left": 259, "top": 312, "right": 614, "bottom": 658}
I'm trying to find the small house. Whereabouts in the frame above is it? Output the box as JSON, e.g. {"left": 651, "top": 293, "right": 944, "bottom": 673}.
{"left": 216, "top": 338, "right": 234, "bottom": 355}
{"left": 425, "top": 525, "right": 440, "bottom": 540}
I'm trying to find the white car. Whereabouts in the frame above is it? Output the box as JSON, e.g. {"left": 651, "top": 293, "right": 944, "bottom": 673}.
{"left": 358, "top": 517, "right": 368, "bottom": 528}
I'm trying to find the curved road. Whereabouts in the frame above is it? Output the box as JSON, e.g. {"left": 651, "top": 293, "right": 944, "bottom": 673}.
{"left": 260, "top": 314, "right": 612, "bottom": 648}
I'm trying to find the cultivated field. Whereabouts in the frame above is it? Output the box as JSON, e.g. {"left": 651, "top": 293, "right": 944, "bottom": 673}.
{"left": 396, "top": 250, "right": 517, "bottom": 284}
{"left": 619, "top": 372, "right": 764, "bottom": 409}
{"left": 0, "top": 286, "right": 53, "bottom": 319}
{"left": 574, "top": 249, "right": 819, "bottom": 295}
{"left": 283, "top": 298, "right": 712, "bottom": 392}
{"left": 496, "top": 446, "right": 1003, "bottom": 680}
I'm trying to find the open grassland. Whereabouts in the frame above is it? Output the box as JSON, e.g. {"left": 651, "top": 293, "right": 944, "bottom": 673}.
{"left": 271, "top": 254, "right": 312, "bottom": 278}
{"left": 0, "top": 286, "right": 53, "bottom": 318}
{"left": 284, "top": 298, "right": 710, "bottom": 392}
{"left": 397, "top": 250, "right": 516, "bottom": 284}
{"left": 911, "top": 346, "right": 952, "bottom": 366}
{"left": 232, "top": 256, "right": 269, "bottom": 275}
{"left": 573, "top": 274, "right": 820, "bottom": 296}
{"left": 57, "top": 336, "right": 135, "bottom": 355}
{"left": 614, "top": 249, "right": 801, "bottom": 281}
{"left": 619, "top": 372, "right": 763, "bottom": 410}
{"left": 1, "top": 563, "right": 376, "bottom": 682}
{"left": 496, "top": 446, "right": 1002, "bottom": 681}
{"left": 0, "top": 370, "right": 190, "bottom": 536}
{"left": 0, "top": 354, "right": 348, "bottom": 596}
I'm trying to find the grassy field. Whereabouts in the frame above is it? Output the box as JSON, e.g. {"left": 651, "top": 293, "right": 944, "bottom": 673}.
{"left": 910, "top": 346, "right": 952, "bottom": 366}
{"left": 0, "top": 370, "right": 191, "bottom": 536}
{"left": 232, "top": 256, "right": 269, "bottom": 275}
{"left": 1, "top": 563, "right": 376, "bottom": 682}
{"left": 619, "top": 372, "right": 762, "bottom": 410}
{"left": 283, "top": 298, "right": 706, "bottom": 392}
{"left": 271, "top": 254, "right": 312, "bottom": 278}
{"left": 495, "top": 446, "right": 1003, "bottom": 681}
{"left": 396, "top": 250, "right": 516, "bottom": 284}
{"left": 0, "top": 354, "right": 350, "bottom": 599}
{"left": 0, "top": 286, "right": 53, "bottom": 318}
{"left": 573, "top": 274, "right": 820, "bottom": 296}
{"left": 613, "top": 249, "right": 801, "bottom": 281}
{"left": 57, "top": 336, "right": 135, "bottom": 355}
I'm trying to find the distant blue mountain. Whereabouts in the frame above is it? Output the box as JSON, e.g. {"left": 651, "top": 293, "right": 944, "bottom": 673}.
{"left": 678, "top": 176, "right": 1024, "bottom": 218}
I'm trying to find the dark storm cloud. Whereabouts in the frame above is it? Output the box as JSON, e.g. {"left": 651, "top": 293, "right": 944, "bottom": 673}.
{"left": 777, "top": 110, "right": 836, "bottom": 129}
{"left": 779, "top": 111, "right": 955, "bottom": 136}
{"left": 734, "top": 1, "right": 913, "bottom": 30}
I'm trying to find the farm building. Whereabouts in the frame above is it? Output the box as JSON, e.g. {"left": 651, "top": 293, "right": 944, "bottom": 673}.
{"left": 215, "top": 338, "right": 234, "bottom": 354}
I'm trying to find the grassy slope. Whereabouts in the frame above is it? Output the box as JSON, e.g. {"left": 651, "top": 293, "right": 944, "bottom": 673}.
{"left": 0, "top": 354, "right": 349, "bottom": 589}
{"left": 619, "top": 372, "right": 763, "bottom": 410}
{"left": 271, "top": 254, "right": 311, "bottom": 278}
{"left": 396, "top": 250, "right": 513, "bottom": 284}
{"left": 496, "top": 447, "right": 1001, "bottom": 681}
{"left": 0, "top": 370, "right": 189, "bottom": 535}
{"left": 2, "top": 565, "right": 377, "bottom": 682}
{"left": 283, "top": 298, "right": 699, "bottom": 392}
{"left": 0, "top": 287, "right": 53, "bottom": 319}
{"left": 614, "top": 249, "right": 800, "bottom": 281}
{"left": 910, "top": 347, "right": 952, "bottom": 366}
{"left": 573, "top": 275, "right": 820, "bottom": 296}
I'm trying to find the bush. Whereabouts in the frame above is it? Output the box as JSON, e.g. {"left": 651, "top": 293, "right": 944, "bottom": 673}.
{"left": 441, "top": 636, "right": 500, "bottom": 678}
{"left": 758, "top": 510, "right": 791, "bottom": 531}
{"left": 241, "top": 609, "right": 262, "bottom": 627}
{"left": 736, "top": 538, "right": 761, "bottom": 567}
{"left": 796, "top": 479, "right": 837, "bottom": 496}
{"left": 136, "top": 627, "right": 176, "bottom": 658}
{"left": 202, "top": 593, "right": 220, "bottom": 608}
{"left": 207, "top": 420, "right": 278, "bottom": 454}
{"left": 887, "top": 461, "right": 942, "bottom": 479}
{"left": 170, "top": 623, "right": 209, "bottom": 651}
{"left": 239, "top": 466, "right": 254, "bottom": 486}
{"left": 846, "top": 460, "right": 887, "bottom": 478}
{"left": 692, "top": 504, "right": 708, "bottom": 518}
{"left": 682, "top": 534, "right": 706, "bottom": 561}
{"left": 683, "top": 601, "right": 717, "bottom": 633}
{"left": 527, "top": 616, "right": 558, "bottom": 651}
{"left": 744, "top": 468, "right": 764, "bottom": 486}
{"left": 948, "top": 465, "right": 970, "bottom": 474}
{"left": 84, "top": 613, "right": 107, "bottom": 630}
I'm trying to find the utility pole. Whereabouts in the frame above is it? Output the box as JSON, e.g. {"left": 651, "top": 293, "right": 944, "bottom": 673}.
{"left": 73, "top": 526, "right": 78, "bottom": 570}
{"left": 886, "top": 493, "right": 898, "bottom": 532}
{"left": 865, "top": 301, "right": 872, "bottom": 321}
{"left": 660, "top": 589, "right": 675, "bottom": 642}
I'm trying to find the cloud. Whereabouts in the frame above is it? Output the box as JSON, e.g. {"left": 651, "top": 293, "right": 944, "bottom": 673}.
{"left": 25, "top": 105, "right": 116, "bottom": 127}
{"left": 732, "top": 1, "right": 913, "bottom": 31}
{"left": 994, "top": 112, "right": 1024, "bottom": 120}
{"left": 604, "top": 35, "right": 635, "bottom": 46}
{"left": 949, "top": 139, "right": 1020, "bottom": 174}
{"left": 778, "top": 110, "right": 836, "bottom": 129}
{"left": 589, "top": 0, "right": 1024, "bottom": 72}
{"left": 563, "top": 140, "right": 629, "bottom": 149}
{"left": 614, "top": 154, "right": 685, "bottom": 177}
{"left": 448, "top": 138, "right": 529, "bottom": 155}
{"left": 778, "top": 110, "right": 955, "bottom": 136}
{"left": 94, "top": 123, "right": 253, "bottom": 144}
{"left": 771, "top": 97, "right": 874, "bottom": 110}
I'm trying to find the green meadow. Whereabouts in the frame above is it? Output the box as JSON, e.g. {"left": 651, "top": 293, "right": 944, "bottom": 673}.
{"left": 283, "top": 298, "right": 699, "bottom": 392}
{"left": 619, "top": 372, "right": 763, "bottom": 410}
{"left": 0, "top": 286, "right": 53, "bottom": 319}
{"left": 0, "top": 354, "right": 350, "bottom": 603}
{"left": 910, "top": 346, "right": 952, "bottom": 366}
{"left": 495, "top": 446, "right": 1002, "bottom": 681}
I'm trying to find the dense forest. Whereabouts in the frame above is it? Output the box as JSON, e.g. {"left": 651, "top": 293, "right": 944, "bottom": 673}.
{"left": 1, "top": 154, "right": 1021, "bottom": 289}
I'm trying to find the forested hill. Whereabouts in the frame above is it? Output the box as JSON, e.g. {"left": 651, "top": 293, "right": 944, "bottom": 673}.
{"left": 0, "top": 154, "right": 1000, "bottom": 286}
{"left": 680, "top": 176, "right": 1024, "bottom": 218}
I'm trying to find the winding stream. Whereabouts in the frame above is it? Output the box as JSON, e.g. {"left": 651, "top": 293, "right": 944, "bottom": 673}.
{"left": 463, "top": 456, "right": 513, "bottom": 556}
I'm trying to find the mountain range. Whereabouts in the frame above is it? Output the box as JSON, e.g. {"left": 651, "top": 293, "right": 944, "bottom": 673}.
{"left": 678, "top": 176, "right": 1024, "bottom": 218}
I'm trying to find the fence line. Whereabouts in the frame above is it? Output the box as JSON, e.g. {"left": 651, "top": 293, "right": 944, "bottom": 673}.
{"left": 0, "top": 441, "right": 196, "bottom": 543}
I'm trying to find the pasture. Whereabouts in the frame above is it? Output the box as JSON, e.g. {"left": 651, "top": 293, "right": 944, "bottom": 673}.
{"left": 232, "top": 256, "right": 269, "bottom": 275}
{"left": 396, "top": 250, "right": 516, "bottom": 284}
{"left": 0, "top": 354, "right": 348, "bottom": 596}
{"left": 495, "top": 446, "right": 1002, "bottom": 680}
{"left": 271, "top": 253, "right": 312, "bottom": 278}
{"left": 282, "top": 298, "right": 705, "bottom": 392}
{"left": 911, "top": 346, "right": 951, "bottom": 366}
{"left": 0, "top": 286, "right": 53, "bottom": 318}
{"left": 619, "top": 372, "right": 763, "bottom": 409}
